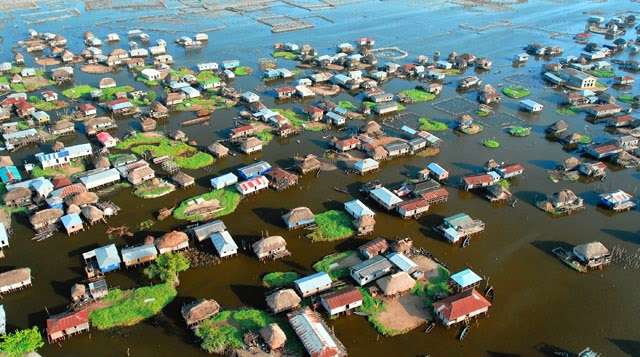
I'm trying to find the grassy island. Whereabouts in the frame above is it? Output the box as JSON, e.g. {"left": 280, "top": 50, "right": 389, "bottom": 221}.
{"left": 509, "top": 126, "right": 531, "bottom": 137}
{"left": 116, "top": 133, "right": 214, "bottom": 170}
{"left": 502, "top": 87, "right": 530, "bottom": 99}
{"left": 313, "top": 250, "right": 356, "bottom": 280}
{"left": 306, "top": 210, "right": 355, "bottom": 242}
{"left": 233, "top": 66, "right": 253, "bottom": 76}
{"left": 399, "top": 89, "right": 436, "bottom": 103}
{"left": 262, "top": 271, "right": 300, "bottom": 289}
{"left": 272, "top": 51, "right": 298, "bottom": 60}
{"left": 483, "top": 140, "right": 500, "bottom": 148}
{"left": 555, "top": 108, "right": 579, "bottom": 116}
{"left": 418, "top": 118, "right": 448, "bottom": 131}
{"left": 89, "top": 283, "right": 177, "bottom": 330}
{"left": 133, "top": 180, "right": 176, "bottom": 199}
{"left": 338, "top": 101, "right": 358, "bottom": 111}
{"left": 173, "top": 187, "right": 241, "bottom": 221}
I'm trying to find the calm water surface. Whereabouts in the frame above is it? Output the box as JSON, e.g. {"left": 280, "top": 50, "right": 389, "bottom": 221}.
{"left": 1, "top": 0, "right": 639, "bottom": 356}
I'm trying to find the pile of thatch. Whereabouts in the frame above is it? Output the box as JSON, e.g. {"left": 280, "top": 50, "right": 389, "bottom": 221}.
{"left": 265, "top": 289, "right": 301, "bottom": 313}
{"left": 376, "top": 272, "right": 416, "bottom": 296}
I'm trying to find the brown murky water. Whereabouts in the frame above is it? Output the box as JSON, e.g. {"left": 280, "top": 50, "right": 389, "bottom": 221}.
{"left": 1, "top": 0, "right": 639, "bottom": 356}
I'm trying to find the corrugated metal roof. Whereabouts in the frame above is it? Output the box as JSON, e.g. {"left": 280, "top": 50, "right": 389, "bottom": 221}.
{"left": 95, "top": 244, "right": 121, "bottom": 269}
{"left": 450, "top": 268, "right": 482, "bottom": 288}
{"left": 210, "top": 231, "right": 238, "bottom": 254}
{"left": 121, "top": 244, "right": 157, "bottom": 262}
{"left": 294, "top": 272, "right": 332, "bottom": 293}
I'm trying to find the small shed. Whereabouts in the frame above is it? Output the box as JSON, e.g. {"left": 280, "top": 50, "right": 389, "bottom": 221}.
{"left": 81, "top": 205, "right": 104, "bottom": 225}
{"left": 30, "top": 208, "right": 64, "bottom": 231}
{"left": 120, "top": 243, "right": 158, "bottom": 267}
{"left": 357, "top": 237, "right": 389, "bottom": 259}
{"left": 449, "top": 268, "right": 482, "bottom": 292}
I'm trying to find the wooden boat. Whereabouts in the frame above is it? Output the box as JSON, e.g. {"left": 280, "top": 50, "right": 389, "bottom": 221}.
{"left": 181, "top": 116, "right": 210, "bottom": 126}
{"left": 424, "top": 322, "right": 436, "bottom": 333}
{"left": 333, "top": 187, "right": 349, "bottom": 194}
{"left": 458, "top": 325, "right": 469, "bottom": 340}
{"left": 462, "top": 236, "right": 471, "bottom": 248}
{"left": 353, "top": 311, "right": 370, "bottom": 317}
{"left": 510, "top": 199, "right": 518, "bottom": 207}
{"left": 484, "top": 285, "right": 494, "bottom": 301}
{"left": 157, "top": 205, "right": 176, "bottom": 220}
{"left": 552, "top": 247, "right": 587, "bottom": 273}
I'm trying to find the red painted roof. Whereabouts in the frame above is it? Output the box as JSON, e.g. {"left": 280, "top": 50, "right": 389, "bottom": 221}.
{"left": 303, "top": 105, "right": 324, "bottom": 114}
{"left": 107, "top": 97, "right": 130, "bottom": 107}
{"left": 276, "top": 86, "right": 296, "bottom": 93}
{"left": 96, "top": 131, "right": 114, "bottom": 143}
{"left": 499, "top": 164, "right": 524, "bottom": 175}
{"left": 42, "top": 91, "right": 56, "bottom": 97}
{"left": 335, "top": 137, "right": 360, "bottom": 148}
{"left": 46, "top": 309, "right": 89, "bottom": 336}
{"left": 420, "top": 188, "right": 449, "bottom": 201}
{"left": 591, "top": 104, "right": 621, "bottom": 112}
{"left": 463, "top": 174, "right": 495, "bottom": 186}
{"left": 1, "top": 97, "right": 25, "bottom": 106}
{"left": 79, "top": 103, "right": 96, "bottom": 112}
{"left": 432, "top": 289, "right": 491, "bottom": 322}
{"left": 358, "top": 237, "right": 389, "bottom": 256}
{"left": 231, "top": 124, "right": 254, "bottom": 134}
{"left": 592, "top": 144, "right": 619, "bottom": 154}
{"left": 397, "top": 197, "right": 430, "bottom": 211}
{"left": 52, "top": 177, "right": 72, "bottom": 190}
{"left": 14, "top": 101, "right": 34, "bottom": 111}
{"left": 609, "top": 115, "right": 635, "bottom": 124}
{"left": 238, "top": 176, "right": 268, "bottom": 191}
{"left": 321, "top": 286, "right": 363, "bottom": 310}
{"left": 59, "top": 183, "right": 87, "bottom": 199}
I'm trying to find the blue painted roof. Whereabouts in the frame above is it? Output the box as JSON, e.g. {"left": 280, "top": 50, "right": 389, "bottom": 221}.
{"left": 111, "top": 102, "right": 134, "bottom": 111}
{"left": 294, "top": 272, "right": 332, "bottom": 293}
{"left": 427, "top": 163, "right": 447, "bottom": 176}
{"left": 61, "top": 213, "right": 83, "bottom": 228}
{"left": 354, "top": 159, "right": 378, "bottom": 170}
{"left": 370, "top": 187, "right": 402, "bottom": 206}
{"left": 344, "top": 199, "right": 374, "bottom": 218}
{"left": 210, "top": 172, "right": 238, "bottom": 187}
{"left": 0, "top": 166, "right": 21, "bottom": 183}
{"left": 386, "top": 252, "right": 418, "bottom": 272}
{"left": 450, "top": 268, "right": 482, "bottom": 288}
{"left": 444, "top": 213, "right": 472, "bottom": 228}
{"left": 210, "top": 231, "right": 238, "bottom": 253}
{"left": 95, "top": 244, "right": 121, "bottom": 270}
{"left": 238, "top": 161, "right": 271, "bottom": 179}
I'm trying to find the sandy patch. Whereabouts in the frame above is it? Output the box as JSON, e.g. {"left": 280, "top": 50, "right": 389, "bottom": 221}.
{"left": 80, "top": 64, "right": 113, "bottom": 74}
{"left": 414, "top": 147, "right": 441, "bottom": 157}
{"left": 183, "top": 199, "right": 222, "bottom": 217}
{"left": 23, "top": 76, "right": 50, "bottom": 88}
{"left": 141, "top": 132, "right": 164, "bottom": 139}
{"left": 412, "top": 255, "right": 441, "bottom": 279}
{"left": 334, "top": 253, "right": 363, "bottom": 269}
{"left": 376, "top": 295, "right": 431, "bottom": 332}
{"left": 35, "top": 57, "right": 61, "bottom": 66}
{"left": 308, "top": 85, "right": 340, "bottom": 96}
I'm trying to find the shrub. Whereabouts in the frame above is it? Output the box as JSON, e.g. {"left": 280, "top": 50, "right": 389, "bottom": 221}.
{"left": 0, "top": 327, "right": 44, "bottom": 357}
{"left": 262, "top": 271, "right": 300, "bottom": 288}
{"left": 306, "top": 210, "right": 354, "bottom": 242}
{"left": 418, "top": 117, "right": 448, "bottom": 131}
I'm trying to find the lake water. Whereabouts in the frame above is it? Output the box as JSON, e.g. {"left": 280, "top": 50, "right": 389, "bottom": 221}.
{"left": 1, "top": 0, "right": 639, "bottom": 356}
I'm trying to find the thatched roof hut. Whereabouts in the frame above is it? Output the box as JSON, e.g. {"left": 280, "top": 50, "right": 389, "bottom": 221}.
{"left": 155, "top": 231, "right": 189, "bottom": 253}
{"left": 93, "top": 156, "right": 110, "bottom": 169}
{"left": 99, "top": 77, "right": 116, "bottom": 88}
{"left": 362, "top": 121, "right": 382, "bottom": 135}
{"left": 172, "top": 171, "right": 194, "bottom": 188}
{"left": 252, "top": 236, "right": 287, "bottom": 259}
{"left": 140, "top": 118, "right": 157, "bottom": 132}
{"left": 392, "top": 238, "right": 413, "bottom": 255}
{"left": 260, "top": 323, "right": 287, "bottom": 350}
{"left": 294, "top": 154, "right": 321, "bottom": 174}
{"left": 3, "top": 187, "right": 32, "bottom": 204}
{"left": 265, "top": 289, "right": 301, "bottom": 313}
{"left": 67, "top": 192, "right": 99, "bottom": 207}
{"left": 207, "top": 142, "right": 229, "bottom": 158}
{"left": 376, "top": 271, "right": 416, "bottom": 296}
{"left": 282, "top": 207, "right": 314, "bottom": 228}
{"left": 549, "top": 189, "right": 580, "bottom": 208}
{"left": 53, "top": 141, "right": 65, "bottom": 152}
{"left": 485, "top": 184, "right": 512, "bottom": 201}
{"left": 456, "top": 114, "right": 473, "bottom": 124}
{"left": 67, "top": 204, "right": 81, "bottom": 215}
{"left": 30, "top": 208, "right": 64, "bottom": 229}
{"left": 71, "top": 283, "right": 86, "bottom": 302}
{"left": 561, "top": 157, "right": 580, "bottom": 171}
{"left": 0, "top": 156, "right": 14, "bottom": 168}
{"left": 353, "top": 215, "right": 375, "bottom": 233}
{"left": 181, "top": 299, "right": 220, "bottom": 327}
{"left": 574, "top": 241, "right": 610, "bottom": 260}
{"left": 53, "top": 120, "right": 74, "bottom": 133}
{"left": 547, "top": 120, "right": 568, "bottom": 135}
{"left": 83, "top": 31, "right": 94, "bottom": 40}
{"left": 81, "top": 205, "right": 104, "bottom": 225}
{"left": 481, "top": 84, "right": 496, "bottom": 94}
{"left": 0, "top": 268, "right": 31, "bottom": 289}
{"left": 371, "top": 146, "right": 388, "bottom": 161}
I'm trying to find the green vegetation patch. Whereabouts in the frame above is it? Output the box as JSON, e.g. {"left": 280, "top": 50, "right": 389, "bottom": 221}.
{"left": 272, "top": 51, "right": 298, "bottom": 60}
{"left": 496, "top": 179, "right": 510, "bottom": 190}
{"left": 590, "top": 69, "right": 615, "bottom": 78}
{"left": 262, "top": 271, "right": 300, "bottom": 289}
{"left": 174, "top": 152, "right": 215, "bottom": 170}
{"left": 177, "top": 97, "right": 227, "bottom": 111}
{"left": 196, "top": 71, "right": 221, "bottom": 84}
{"left": 0, "top": 326, "right": 44, "bottom": 357}
{"left": 115, "top": 133, "right": 163, "bottom": 149}
{"left": 313, "top": 250, "right": 355, "bottom": 280}
{"left": 173, "top": 187, "right": 241, "bottom": 221}
{"left": 133, "top": 181, "right": 175, "bottom": 198}
{"left": 144, "top": 252, "right": 190, "bottom": 284}
{"left": 578, "top": 135, "right": 591, "bottom": 144}
{"left": 502, "top": 87, "right": 530, "bottom": 99}
{"left": 61, "top": 85, "right": 96, "bottom": 99}
{"left": 195, "top": 322, "right": 243, "bottom": 354}
{"left": 256, "top": 131, "right": 274, "bottom": 145}
{"left": 170, "top": 68, "right": 194, "bottom": 77}
{"left": 89, "top": 283, "right": 177, "bottom": 330}
{"left": 306, "top": 210, "right": 355, "bottom": 242}
{"left": 509, "top": 126, "right": 531, "bottom": 137}
{"left": 418, "top": 117, "right": 448, "bottom": 131}
{"left": 442, "top": 69, "right": 461, "bottom": 75}
{"left": 116, "top": 133, "right": 214, "bottom": 169}
{"left": 99, "top": 85, "right": 135, "bottom": 102}
{"left": 234, "top": 66, "right": 253, "bottom": 76}
{"left": 483, "top": 140, "right": 500, "bottom": 148}
{"left": 399, "top": 89, "right": 436, "bottom": 103}
{"left": 555, "top": 108, "right": 579, "bottom": 116}
{"left": 595, "top": 82, "right": 607, "bottom": 89}
{"left": 618, "top": 95, "right": 635, "bottom": 104}
{"left": 31, "top": 160, "right": 84, "bottom": 178}
{"left": 357, "top": 287, "right": 409, "bottom": 336}
{"left": 338, "top": 101, "right": 358, "bottom": 111}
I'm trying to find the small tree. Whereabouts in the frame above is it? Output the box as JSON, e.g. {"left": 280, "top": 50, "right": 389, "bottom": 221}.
{"left": 0, "top": 326, "right": 44, "bottom": 357}
{"left": 144, "top": 252, "right": 190, "bottom": 286}
{"left": 147, "top": 90, "right": 156, "bottom": 103}
{"left": 29, "top": 95, "right": 40, "bottom": 103}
